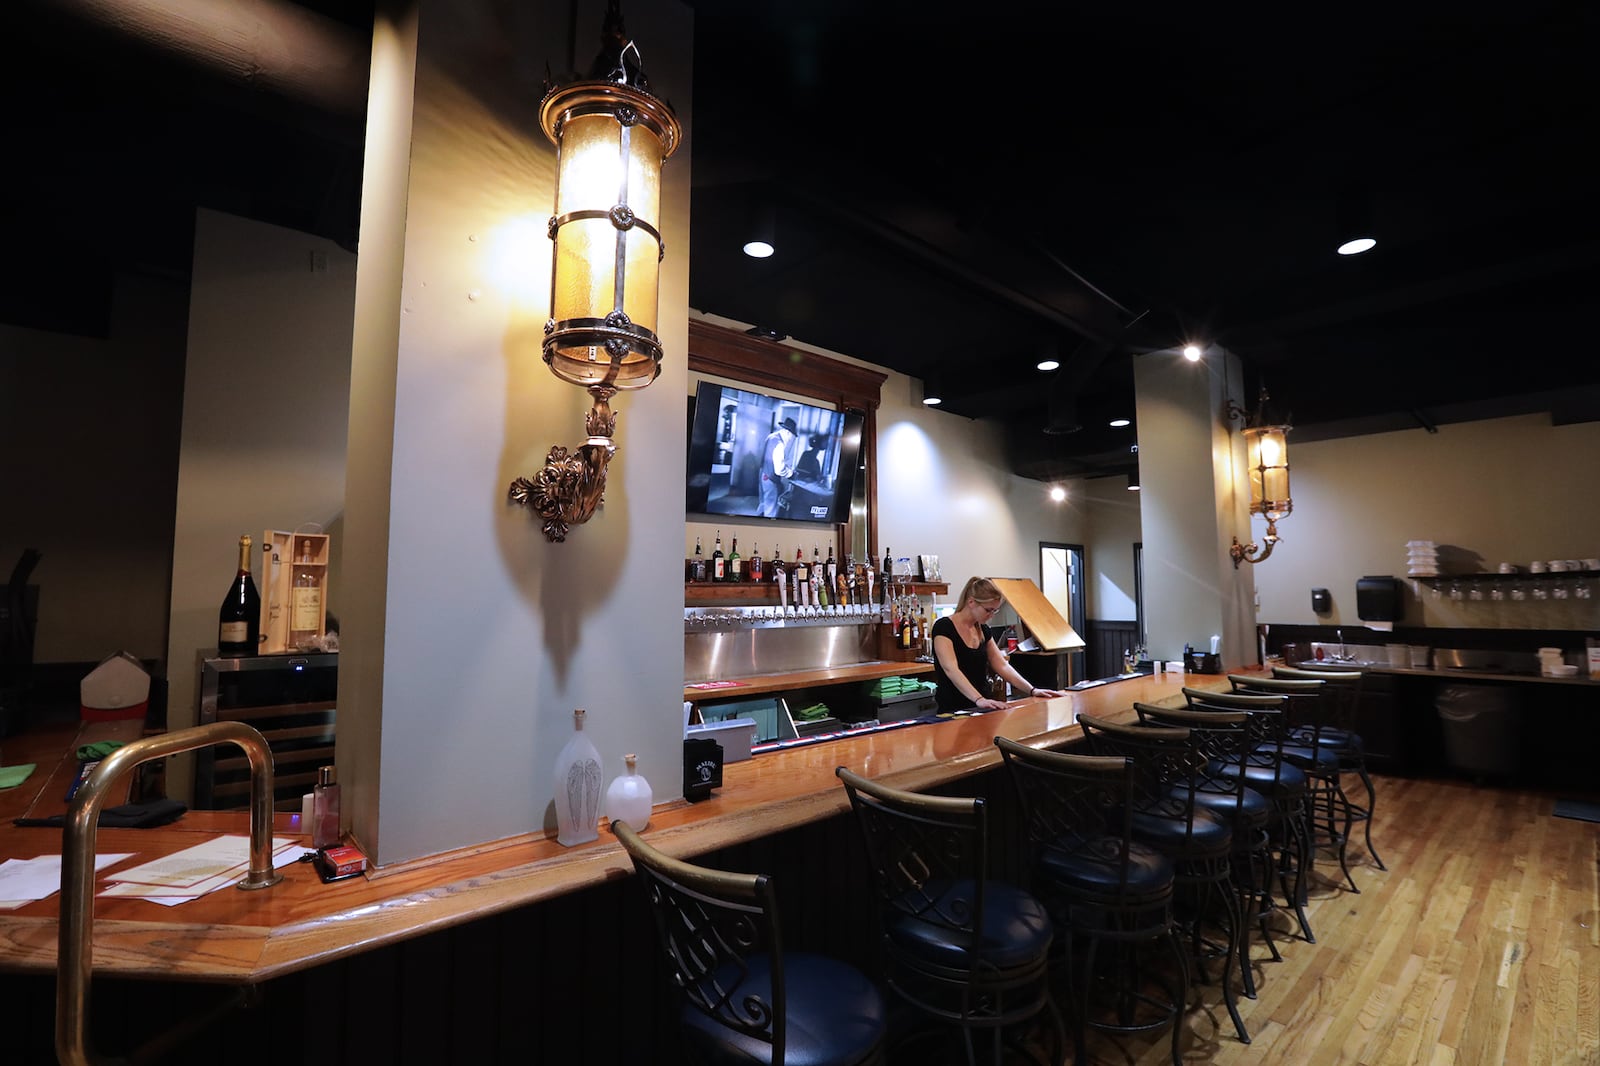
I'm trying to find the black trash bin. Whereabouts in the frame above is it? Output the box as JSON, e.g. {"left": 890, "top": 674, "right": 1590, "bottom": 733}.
{"left": 1435, "top": 684, "right": 1519, "bottom": 777}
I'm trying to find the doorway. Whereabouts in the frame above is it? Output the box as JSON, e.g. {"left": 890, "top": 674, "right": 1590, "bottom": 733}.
{"left": 1039, "top": 542, "right": 1086, "bottom": 684}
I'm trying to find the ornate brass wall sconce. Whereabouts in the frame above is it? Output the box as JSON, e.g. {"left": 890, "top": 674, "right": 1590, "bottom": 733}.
{"left": 507, "top": 0, "right": 682, "bottom": 542}
{"left": 1228, "top": 385, "right": 1292, "bottom": 567}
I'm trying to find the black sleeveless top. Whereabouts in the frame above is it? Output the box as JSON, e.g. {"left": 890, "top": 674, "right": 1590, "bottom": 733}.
{"left": 931, "top": 615, "right": 994, "bottom": 710}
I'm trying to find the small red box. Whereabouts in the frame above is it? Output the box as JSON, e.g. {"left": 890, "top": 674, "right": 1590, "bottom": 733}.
{"left": 315, "top": 844, "right": 367, "bottom": 882}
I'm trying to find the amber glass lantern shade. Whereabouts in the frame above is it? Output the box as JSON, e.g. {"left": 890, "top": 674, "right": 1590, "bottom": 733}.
{"left": 1229, "top": 386, "right": 1292, "bottom": 568}
{"left": 1243, "top": 423, "right": 1291, "bottom": 521}
{"left": 507, "top": 4, "right": 683, "bottom": 543}
{"left": 540, "top": 82, "right": 681, "bottom": 391}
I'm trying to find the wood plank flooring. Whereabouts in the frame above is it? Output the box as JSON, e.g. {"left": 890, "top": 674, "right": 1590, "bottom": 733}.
{"left": 1100, "top": 774, "right": 1599, "bottom": 1066}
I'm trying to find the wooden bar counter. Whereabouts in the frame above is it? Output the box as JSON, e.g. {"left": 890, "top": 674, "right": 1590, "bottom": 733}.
{"left": 0, "top": 670, "right": 1223, "bottom": 984}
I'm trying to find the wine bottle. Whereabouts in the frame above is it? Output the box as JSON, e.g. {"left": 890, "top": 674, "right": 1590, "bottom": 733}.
{"left": 712, "top": 530, "right": 726, "bottom": 582}
{"left": 795, "top": 545, "right": 808, "bottom": 584}
{"left": 728, "top": 536, "right": 743, "bottom": 582}
{"left": 883, "top": 545, "right": 893, "bottom": 579}
{"left": 289, "top": 567, "right": 322, "bottom": 649}
{"left": 748, "top": 543, "right": 763, "bottom": 584}
{"left": 217, "top": 533, "right": 261, "bottom": 656}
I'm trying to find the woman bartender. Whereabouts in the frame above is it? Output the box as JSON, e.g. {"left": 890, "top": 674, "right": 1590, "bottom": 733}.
{"left": 931, "top": 577, "right": 1066, "bottom": 711}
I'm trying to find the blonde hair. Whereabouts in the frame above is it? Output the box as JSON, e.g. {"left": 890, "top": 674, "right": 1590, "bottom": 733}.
{"left": 956, "top": 576, "right": 1003, "bottom": 612}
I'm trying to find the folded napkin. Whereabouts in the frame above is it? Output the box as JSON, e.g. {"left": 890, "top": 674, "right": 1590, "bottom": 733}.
{"left": 76, "top": 740, "right": 126, "bottom": 761}
{"left": 0, "top": 763, "right": 37, "bottom": 790}
{"left": 792, "top": 702, "right": 833, "bottom": 722}
{"left": 13, "top": 798, "right": 187, "bottom": 829}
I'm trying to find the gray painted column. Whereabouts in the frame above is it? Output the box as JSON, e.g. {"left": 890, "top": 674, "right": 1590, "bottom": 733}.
{"left": 1132, "top": 347, "right": 1258, "bottom": 669}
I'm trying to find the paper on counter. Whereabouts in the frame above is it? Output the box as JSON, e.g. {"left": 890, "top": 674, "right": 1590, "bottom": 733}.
{"left": 0, "top": 853, "right": 135, "bottom": 910}
{"left": 99, "top": 838, "right": 310, "bottom": 906}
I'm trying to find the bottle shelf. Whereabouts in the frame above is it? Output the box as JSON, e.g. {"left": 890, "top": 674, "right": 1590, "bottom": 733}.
{"left": 685, "top": 580, "right": 947, "bottom": 607}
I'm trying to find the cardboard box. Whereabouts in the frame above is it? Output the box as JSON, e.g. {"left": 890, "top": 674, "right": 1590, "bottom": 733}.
{"left": 260, "top": 530, "right": 329, "bottom": 652}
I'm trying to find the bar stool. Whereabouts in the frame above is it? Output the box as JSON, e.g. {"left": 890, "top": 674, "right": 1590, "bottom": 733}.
{"left": 1076, "top": 713, "right": 1250, "bottom": 1045}
{"left": 614, "top": 821, "right": 890, "bottom": 1066}
{"left": 1271, "top": 666, "right": 1385, "bottom": 875}
{"left": 1177, "top": 688, "right": 1315, "bottom": 945}
{"left": 1232, "top": 673, "right": 1365, "bottom": 893}
{"left": 994, "top": 737, "right": 1188, "bottom": 1066}
{"left": 834, "top": 766, "right": 1065, "bottom": 1066}
{"left": 1133, "top": 703, "right": 1278, "bottom": 993}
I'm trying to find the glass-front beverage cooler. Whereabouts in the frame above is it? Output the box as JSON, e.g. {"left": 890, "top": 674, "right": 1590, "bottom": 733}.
{"left": 195, "top": 651, "right": 338, "bottom": 810}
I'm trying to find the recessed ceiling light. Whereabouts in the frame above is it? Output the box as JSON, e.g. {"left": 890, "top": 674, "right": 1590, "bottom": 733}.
{"left": 1036, "top": 359, "right": 1060, "bottom": 372}
{"left": 1049, "top": 485, "right": 1066, "bottom": 502}
{"left": 1182, "top": 345, "right": 1202, "bottom": 362}
{"left": 1109, "top": 418, "right": 1131, "bottom": 428}
{"left": 1128, "top": 482, "right": 1141, "bottom": 491}
{"left": 1336, "top": 237, "right": 1376, "bottom": 256}
{"left": 742, "top": 240, "right": 775, "bottom": 258}
{"left": 922, "top": 395, "right": 942, "bottom": 406}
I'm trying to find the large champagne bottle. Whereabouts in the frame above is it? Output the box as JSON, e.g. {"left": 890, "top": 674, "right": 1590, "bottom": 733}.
{"left": 218, "top": 534, "right": 261, "bottom": 656}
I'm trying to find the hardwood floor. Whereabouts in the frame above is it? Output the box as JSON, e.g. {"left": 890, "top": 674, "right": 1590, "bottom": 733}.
{"left": 1093, "top": 774, "right": 1599, "bottom": 1066}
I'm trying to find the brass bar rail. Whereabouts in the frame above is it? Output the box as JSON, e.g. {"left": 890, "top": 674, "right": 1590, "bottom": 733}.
{"left": 56, "top": 721, "right": 283, "bottom": 1066}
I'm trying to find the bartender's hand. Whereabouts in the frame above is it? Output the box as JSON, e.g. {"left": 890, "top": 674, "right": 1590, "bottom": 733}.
{"left": 1027, "top": 687, "right": 1065, "bottom": 700}
{"left": 974, "top": 697, "right": 1008, "bottom": 710}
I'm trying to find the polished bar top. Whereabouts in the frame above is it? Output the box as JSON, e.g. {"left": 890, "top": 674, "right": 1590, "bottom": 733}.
{"left": 684, "top": 658, "right": 933, "bottom": 702}
{"left": 0, "top": 670, "right": 1218, "bottom": 982}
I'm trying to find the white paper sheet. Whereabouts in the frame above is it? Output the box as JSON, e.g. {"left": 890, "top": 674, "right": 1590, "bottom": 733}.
{"left": 98, "top": 839, "right": 311, "bottom": 905}
{"left": 0, "top": 853, "right": 135, "bottom": 909}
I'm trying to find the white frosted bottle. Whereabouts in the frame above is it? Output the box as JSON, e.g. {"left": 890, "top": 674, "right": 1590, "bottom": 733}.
{"left": 553, "top": 708, "right": 602, "bottom": 846}
{"left": 605, "top": 754, "right": 653, "bottom": 831}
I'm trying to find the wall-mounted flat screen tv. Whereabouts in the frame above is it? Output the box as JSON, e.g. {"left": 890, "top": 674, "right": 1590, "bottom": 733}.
{"left": 686, "top": 381, "right": 864, "bottom": 524}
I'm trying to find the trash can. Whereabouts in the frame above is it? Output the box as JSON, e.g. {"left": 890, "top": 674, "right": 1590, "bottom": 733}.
{"left": 1435, "top": 684, "right": 1519, "bottom": 777}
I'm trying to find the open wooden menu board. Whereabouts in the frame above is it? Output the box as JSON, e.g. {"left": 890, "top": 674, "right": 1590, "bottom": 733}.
{"left": 988, "top": 577, "right": 1086, "bottom": 651}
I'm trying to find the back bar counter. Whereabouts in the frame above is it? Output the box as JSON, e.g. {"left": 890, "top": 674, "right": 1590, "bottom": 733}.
{"left": 0, "top": 671, "right": 1215, "bottom": 982}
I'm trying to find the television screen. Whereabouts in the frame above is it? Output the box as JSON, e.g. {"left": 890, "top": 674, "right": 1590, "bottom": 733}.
{"left": 686, "top": 382, "right": 863, "bottom": 524}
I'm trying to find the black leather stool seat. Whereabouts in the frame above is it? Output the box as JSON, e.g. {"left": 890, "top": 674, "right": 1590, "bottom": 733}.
{"left": 1292, "top": 725, "right": 1363, "bottom": 753}
{"left": 1277, "top": 742, "right": 1340, "bottom": 773}
{"left": 1183, "top": 781, "right": 1271, "bottom": 823}
{"left": 1131, "top": 806, "right": 1232, "bottom": 860}
{"left": 1214, "top": 757, "right": 1309, "bottom": 797}
{"left": 885, "top": 878, "right": 1054, "bottom": 972}
{"left": 683, "top": 953, "right": 889, "bottom": 1066}
{"left": 1038, "top": 836, "right": 1175, "bottom": 904}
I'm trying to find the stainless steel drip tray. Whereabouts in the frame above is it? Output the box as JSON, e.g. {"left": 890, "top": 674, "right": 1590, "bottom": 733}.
{"left": 1431, "top": 649, "right": 1539, "bottom": 676}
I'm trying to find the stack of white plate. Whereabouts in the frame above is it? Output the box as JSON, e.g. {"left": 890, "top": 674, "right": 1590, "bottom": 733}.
{"left": 1406, "top": 539, "right": 1439, "bottom": 576}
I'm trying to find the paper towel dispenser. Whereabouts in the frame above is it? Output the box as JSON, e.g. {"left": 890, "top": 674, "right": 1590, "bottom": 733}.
{"left": 1356, "top": 575, "right": 1402, "bottom": 622}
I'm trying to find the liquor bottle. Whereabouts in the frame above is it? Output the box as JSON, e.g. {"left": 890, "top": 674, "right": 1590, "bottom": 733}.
{"left": 883, "top": 545, "right": 893, "bottom": 580}
{"left": 748, "top": 543, "right": 763, "bottom": 584}
{"left": 825, "top": 543, "right": 836, "bottom": 581}
{"left": 712, "top": 530, "right": 726, "bottom": 582}
{"left": 312, "top": 765, "right": 341, "bottom": 849}
{"left": 687, "top": 536, "right": 704, "bottom": 583}
{"left": 728, "top": 536, "right": 743, "bottom": 582}
{"left": 218, "top": 533, "right": 261, "bottom": 656}
{"left": 794, "top": 546, "right": 809, "bottom": 606}
{"left": 289, "top": 567, "right": 322, "bottom": 649}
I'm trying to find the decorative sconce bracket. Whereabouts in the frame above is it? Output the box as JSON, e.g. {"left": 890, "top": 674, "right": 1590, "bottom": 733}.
{"left": 1230, "top": 516, "right": 1280, "bottom": 568}
{"left": 509, "top": 387, "right": 619, "bottom": 543}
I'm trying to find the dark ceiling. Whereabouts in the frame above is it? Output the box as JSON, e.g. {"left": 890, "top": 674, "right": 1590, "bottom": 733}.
{"left": 10, "top": 1, "right": 1598, "bottom": 482}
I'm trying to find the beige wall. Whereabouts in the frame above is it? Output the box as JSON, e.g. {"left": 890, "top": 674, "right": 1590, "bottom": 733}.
{"left": 1254, "top": 413, "right": 1600, "bottom": 631}
{"left": 2, "top": 274, "right": 187, "bottom": 665}
{"left": 1081, "top": 475, "right": 1142, "bottom": 620}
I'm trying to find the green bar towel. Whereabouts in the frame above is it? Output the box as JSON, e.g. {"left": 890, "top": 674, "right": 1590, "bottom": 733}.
{"left": 0, "top": 763, "right": 37, "bottom": 790}
{"left": 76, "top": 740, "right": 125, "bottom": 761}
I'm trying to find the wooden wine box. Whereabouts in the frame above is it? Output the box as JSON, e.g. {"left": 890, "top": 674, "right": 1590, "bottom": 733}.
{"left": 259, "top": 530, "right": 329, "bottom": 653}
